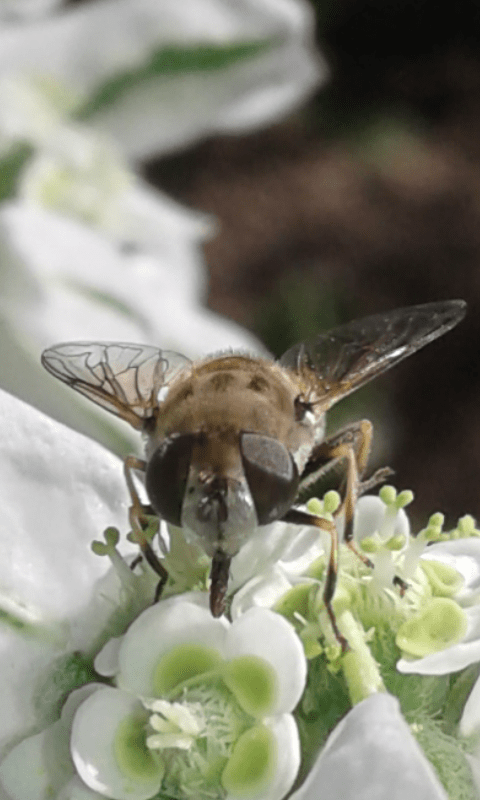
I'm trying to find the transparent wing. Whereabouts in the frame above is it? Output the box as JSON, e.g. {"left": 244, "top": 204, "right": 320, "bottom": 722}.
{"left": 41, "top": 342, "right": 192, "bottom": 429}
{"left": 279, "top": 300, "right": 466, "bottom": 410}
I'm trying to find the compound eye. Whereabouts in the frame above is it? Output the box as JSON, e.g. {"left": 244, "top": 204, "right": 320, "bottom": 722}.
{"left": 240, "top": 432, "right": 299, "bottom": 525}
{"left": 145, "top": 434, "right": 195, "bottom": 525}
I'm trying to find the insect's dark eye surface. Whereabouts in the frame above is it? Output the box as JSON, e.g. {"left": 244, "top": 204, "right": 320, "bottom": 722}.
{"left": 240, "top": 432, "right": 299, "bottom": 524}
{"left": 145, "top": 434, "right": 195, "bottom": 525}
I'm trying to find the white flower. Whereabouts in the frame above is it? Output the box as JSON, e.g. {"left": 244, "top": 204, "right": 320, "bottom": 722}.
{"left": 397, "top": 535, "right": 480, "bottom": 675}
{"left": 1, "top": 596, "right": 306, "bottom": 800}
{"left": 0, "top": 0, "right": 326, "bottom": 159}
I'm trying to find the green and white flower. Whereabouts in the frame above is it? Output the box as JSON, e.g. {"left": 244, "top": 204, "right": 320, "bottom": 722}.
{"left": 1, "top": 595, "right": 306, "bottom": 800}
{"left": 0, "top": 390, "right": 479, "bottom": 800}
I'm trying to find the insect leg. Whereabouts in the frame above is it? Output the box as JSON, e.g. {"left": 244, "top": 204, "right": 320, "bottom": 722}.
{"left": 282, "top": 507, "right": 349, "bottom": 651}
{"left": 124, "top": 455, "right": 169, "bottom": 597}
{"left": 302, "top": 421, "right": 378, "bottom": 567}
{"left": 326, "top": 420, "right": 371, "bottom": 532}
{"left": 324, "top": 424, "right": 378, "bottom": 573}
{"left": 301, "top": 424, "right": 409, "bottom": 598}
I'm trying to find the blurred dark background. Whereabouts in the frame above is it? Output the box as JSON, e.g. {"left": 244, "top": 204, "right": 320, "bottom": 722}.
{"left": 144, "top": 0, "right": 480, "bottom": 530}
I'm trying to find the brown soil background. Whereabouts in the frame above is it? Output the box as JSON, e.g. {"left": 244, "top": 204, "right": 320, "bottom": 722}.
{"left": 146, "top": 1, "right": 480, "bottom": 530}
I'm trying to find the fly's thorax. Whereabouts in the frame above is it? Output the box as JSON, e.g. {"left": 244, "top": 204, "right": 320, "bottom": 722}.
{"left": 146, "top": 353, "right": 319, "bottom": 460}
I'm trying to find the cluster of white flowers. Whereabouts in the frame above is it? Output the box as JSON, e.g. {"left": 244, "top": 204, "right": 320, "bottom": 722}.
{"left": 0, "top": 387, "right": 479, "bottom": 800}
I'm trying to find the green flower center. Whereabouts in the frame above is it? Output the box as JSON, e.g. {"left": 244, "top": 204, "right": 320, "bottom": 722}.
{"left": 136, "top": 643, "right": 280, "bottom": 799}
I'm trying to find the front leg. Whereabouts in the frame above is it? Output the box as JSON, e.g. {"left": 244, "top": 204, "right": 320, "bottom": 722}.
{"left": 282, "top": 507, "right": 349, "bottom": 652}
{"left": 124, "top": 455, "right": 169, "bottom": 598}
{"left": 289, "top": 421, "right": 404, "bottom": 646}
{"left": 288, "top": 421, "right": 374, "bottom": 649}
{"left": 299, "top": 420, "right": 383, "bottom": 563}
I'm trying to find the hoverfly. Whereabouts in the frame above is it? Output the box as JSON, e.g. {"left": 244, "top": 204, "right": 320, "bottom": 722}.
{"left": 41, "top": 300, "right": 466, "bottom": 646}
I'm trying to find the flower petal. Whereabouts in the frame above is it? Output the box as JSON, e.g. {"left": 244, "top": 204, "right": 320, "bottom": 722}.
{"left": 460, "top": 671, "right": 480, "bottom": 737}
{"left": 224, "top": 714, "right": 299, "bottom": 800}
{"left": 0, "top": 389, "right": 135, "bottom": 751}
{"left": 249, "top": 714, "right": 300, "bottom": 800}
{"left": 0, "top": 200, "right": 263, "bottom": 443}
{"left": 421, "top": 538, "right": 480, "bottom": 602}
{"left": 57, "top": 775, "right": 109, "bottom": 800}
{"left": 397, "top": 604, "right": 480, "bottom": 674}
{"left": 0, "top": 683, "right": 105, "bottom": 800}
{"left": 82, "top": 0, "right": 325, "bottom": 158}
{"left": 229, "top": 517, "right": 323, "bottom": 594}
{"left": 71, "top": 686, "right": 164, "bottom": 800}
{"left": 289, "top": 694, "right": 447, "bottom": 800}
{"left": 353, "top": 496, "right": 410, "bottom": 543}
{"left": 0, "top": 719, "right": 73, "bottom": 800}
{"left": 0, "top": 388, "right": 130, "bottom": 626}
{"left": 224, "top": 607, "right": 306, "bottom": 714}
{"left": 117, "top": 595, "right": 229, "bottom": 696}
{"left": 230, "top": 565, "right": 296, "bottom": 617}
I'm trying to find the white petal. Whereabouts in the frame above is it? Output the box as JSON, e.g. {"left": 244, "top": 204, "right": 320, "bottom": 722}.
{"left": 0, "top": 0, "right": 62, "bottom": 22}
{"left": 85, "top": 0, "right": 325, "bottom": 159}
{"left": 0, "top": 199, "right": 205, "bottom": 346}
{"left": 354, "top": 496, "right": 410, "bottom": 542}
{"left": 61, "top": 684, "right": 108, "bottom": 731}
{"left": 421, "top": 538, "right": 480, "bottom": 602}
{"left": 71, "top": 686, "right": 163, "bottom": 800}
{"left": 94, "top": 636, "right": 123, "bottom": 677}
{"left": 289, "top": 694, "right": 447, "bottom": 800}
{"left": 0, "top": 388, "right": 131, "bottom": 626}
{"left": 225, "top": 714, "right": 300, "bottom": 800}
{"left": 0, "top": 683, "right": 107, "bottom": 799}
{"left": 92, "top": 35, "right": 323, "bottom": 159}
{"left": 118, "top": 596, "right": 229, "bottom": 695}
{"left": 0, "top": 719, "right": 73, "bottom": 800}
{"left": 261, "top": 715, "right": 301, "bottom": 800}
{"left": 460, "top": 672, "right": 480, "bottom": 736}
{"left": 225, "top": 608, "right": 306, "bottom": 714}
{"left": 397, "top": 604, "right": 480, "bottom": 675}
{"left": 57, "top": 775, "right": 109, "bottom": 800}
{"left": 230, "top": 566, "right": 296, "bottom": 617}
{"left": 229, "top": 518, "right": 321, "bottom": 593}
{"left": 0, "top": 389, "right": 135, "bottom": 751}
